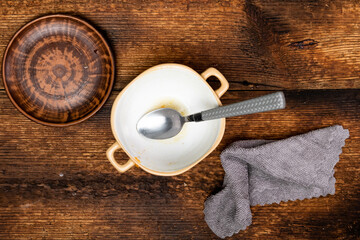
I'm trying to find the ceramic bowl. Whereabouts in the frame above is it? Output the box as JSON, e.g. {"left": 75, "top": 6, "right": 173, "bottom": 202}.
{"left": 106, "top": 64, "right": 229, "bottom": 176}
{"left": 2, "top": 15, "right": 114, "bottom": 126}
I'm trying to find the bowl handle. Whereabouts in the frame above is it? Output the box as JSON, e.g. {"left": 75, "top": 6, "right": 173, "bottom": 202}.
{"left": 106, "top": 142, "right": 135, "bottom": 173}
{"left": 201, "top": 67, "right": 229, "bottom": 98}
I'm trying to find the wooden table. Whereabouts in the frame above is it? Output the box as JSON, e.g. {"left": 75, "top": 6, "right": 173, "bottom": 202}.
{"left": 1, "top": 1, "right": 359, "bottom": 239}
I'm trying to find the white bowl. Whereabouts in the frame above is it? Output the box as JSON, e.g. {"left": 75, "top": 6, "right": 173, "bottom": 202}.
{"left": 107, "top": 64, "right": 229, "bottom": 176}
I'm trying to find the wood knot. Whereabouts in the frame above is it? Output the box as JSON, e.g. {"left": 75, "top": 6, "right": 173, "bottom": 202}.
{"left": 288, "top": 39, "right": 319, "bottom": 49}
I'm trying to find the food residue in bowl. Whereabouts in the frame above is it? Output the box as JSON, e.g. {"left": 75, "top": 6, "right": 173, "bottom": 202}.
{"left": 134, "top": 157, "right": 141, "bottom": 168}
{"left": 149, "top": 98, "right": 188, "bottom": 116}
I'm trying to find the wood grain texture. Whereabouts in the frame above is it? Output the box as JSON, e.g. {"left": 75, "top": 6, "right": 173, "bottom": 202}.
{"left": 1, "top": 89, "right": 359, "bottom": 239}
{"left": 3, "top": 15, "right": 114, "bottom": 126}
{"left": 0, "top": 0, "right": 360, "bottom": 239}
{"left": 2, "top": 0, "right": 360, "bottom": 91}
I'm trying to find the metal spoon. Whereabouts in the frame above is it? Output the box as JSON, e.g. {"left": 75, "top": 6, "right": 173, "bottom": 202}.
{"left": 137, "top": 91, "right": 286, "bottom": 140}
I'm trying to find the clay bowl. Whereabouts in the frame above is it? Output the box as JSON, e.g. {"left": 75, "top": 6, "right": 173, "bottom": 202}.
{"left": 2, "top": 14, "right": 114, "bottom": 126}
{"left": 107, "top": 64, "right": 229, "bottom": 176}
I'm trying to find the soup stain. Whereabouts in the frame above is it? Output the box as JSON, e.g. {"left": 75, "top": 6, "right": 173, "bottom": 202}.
{"left": 149, "top": 99, "right": 188, "bottom": 116}
{"left": 134, "top": 157, "right": 141, "bottom": 168}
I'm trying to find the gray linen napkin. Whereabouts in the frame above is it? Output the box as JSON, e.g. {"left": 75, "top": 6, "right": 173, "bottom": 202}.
{"left": 204, "top": 125, "right": 349, "bottom": 238}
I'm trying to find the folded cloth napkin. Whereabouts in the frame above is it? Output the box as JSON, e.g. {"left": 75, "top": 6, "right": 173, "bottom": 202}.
{"left": 204, "top": 125, "right": 349, "bottom": 238}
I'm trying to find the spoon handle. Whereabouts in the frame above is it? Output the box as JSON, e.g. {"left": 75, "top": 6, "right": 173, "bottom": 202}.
{"left": 198, "top": 91, "right": 286, "bottom": 121}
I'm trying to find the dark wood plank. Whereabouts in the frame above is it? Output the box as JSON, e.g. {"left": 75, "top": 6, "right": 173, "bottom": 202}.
{"left": 1, "top": 89, "right": 359, "bottom": 239}
{"left": 1, "top": 0, "right": 360, "bottom": 91}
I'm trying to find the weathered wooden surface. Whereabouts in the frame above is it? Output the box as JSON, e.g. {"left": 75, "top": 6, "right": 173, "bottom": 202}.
{"left": 1, "top": 0, "right": 360, "bottom": 91}
{"left": 1, "top": 0, "right": 359, "bottom": 239}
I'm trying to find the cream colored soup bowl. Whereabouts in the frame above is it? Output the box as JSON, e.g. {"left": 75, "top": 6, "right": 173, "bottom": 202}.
{"left": 106, "top": 64, "right": 229, "bottom": 176}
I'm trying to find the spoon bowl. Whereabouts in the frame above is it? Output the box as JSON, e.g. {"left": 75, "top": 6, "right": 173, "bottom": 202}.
{"left": 137, "top": 108, "right": 185, "bottom": 140}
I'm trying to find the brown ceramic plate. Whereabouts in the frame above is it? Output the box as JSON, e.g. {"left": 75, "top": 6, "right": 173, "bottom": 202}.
{"left": 2, "top": 14, "right": 114, "bottom": 126}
